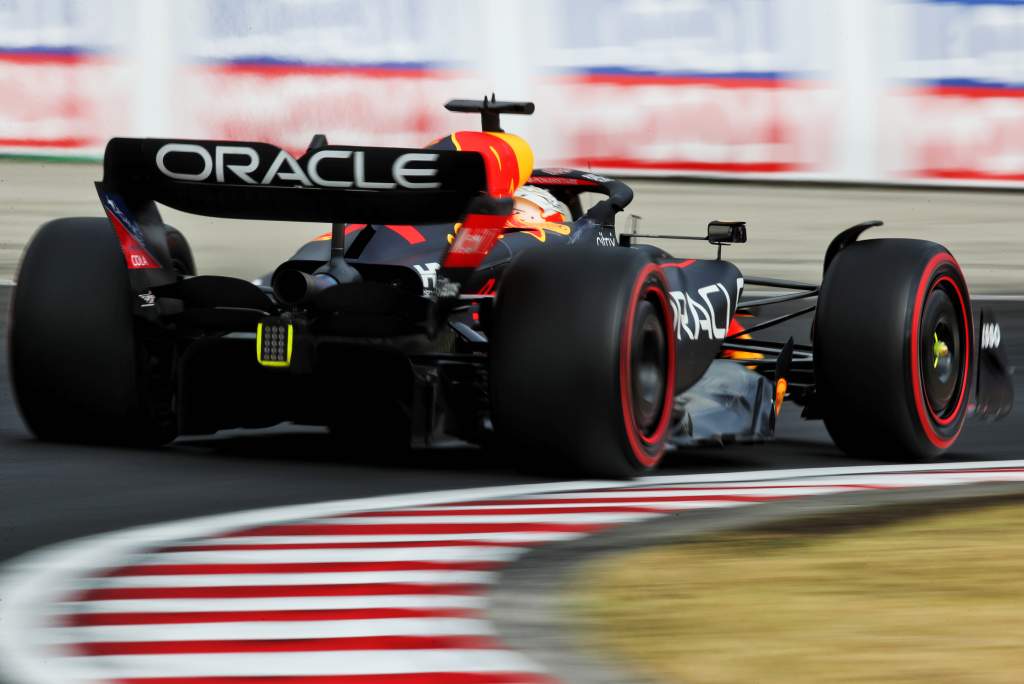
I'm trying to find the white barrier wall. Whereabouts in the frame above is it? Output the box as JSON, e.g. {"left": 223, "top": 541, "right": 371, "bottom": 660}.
{"left": 1, "top": 0, "right": 1023, "bottom": 186}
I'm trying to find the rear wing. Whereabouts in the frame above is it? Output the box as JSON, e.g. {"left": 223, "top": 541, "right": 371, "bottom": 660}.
{"left": 101, "top": 137, "right": 489, "bottom": 224}
{"left": 97, "top": 137, "right": 509, "bottom": 292}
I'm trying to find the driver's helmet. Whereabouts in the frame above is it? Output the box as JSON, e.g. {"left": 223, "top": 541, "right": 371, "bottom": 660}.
{"left": 510, "top": 185, "right": 569, "bottom": 225}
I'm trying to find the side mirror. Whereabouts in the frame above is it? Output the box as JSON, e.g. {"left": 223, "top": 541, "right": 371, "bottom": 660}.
{"left": 708, "top": 220, "right": 747, "bottom": 245}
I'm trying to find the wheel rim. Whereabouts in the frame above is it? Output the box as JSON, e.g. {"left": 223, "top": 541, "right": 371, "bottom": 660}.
{"left": 631, "top": 301, "right": 668, "bottom": 436}
{"left": 619, "top": 268, "right": 676, "bottom": 469}
{"left": 919, "top": 282, "right": 965, "bottom": 421}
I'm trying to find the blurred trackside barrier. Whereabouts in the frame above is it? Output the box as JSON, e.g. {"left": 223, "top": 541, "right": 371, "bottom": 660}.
{"left": 1, "top": 0, "right": 1024, "bottom": 186}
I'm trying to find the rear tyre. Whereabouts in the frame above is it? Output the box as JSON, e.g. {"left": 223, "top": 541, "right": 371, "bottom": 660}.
{"left": 490, "top": 246, "right": 675, "bottom": 478}
{"left": 9, "top": 218, "right": 177, "bottom": 445}
{"left": 165, "top": 226, "right": 196, "bottom": 276}
{"left": 814, "top": 239, "right": 971, "bottom": 460}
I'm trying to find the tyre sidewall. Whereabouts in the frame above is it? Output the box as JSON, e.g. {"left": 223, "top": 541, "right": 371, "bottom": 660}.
{"left": 814, "top": 239, "right": 971, "bottom": 459}
{"left": 10, "top": 218, "right": 173, "bottom": 444}
{"left": 490, "top": 246, "right": 675, "bottom": 477}
{"left": 903, "top": 251, "right": 971, "bottom": 452}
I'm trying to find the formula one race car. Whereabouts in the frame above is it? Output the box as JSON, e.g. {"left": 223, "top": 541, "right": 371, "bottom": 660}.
{"left": 9, "top": 98, "right": 1014, "bottom": 477}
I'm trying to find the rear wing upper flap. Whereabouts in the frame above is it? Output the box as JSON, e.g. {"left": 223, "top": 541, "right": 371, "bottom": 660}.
{"left": 101, "top": 137, "right": 489, "bottom": 224}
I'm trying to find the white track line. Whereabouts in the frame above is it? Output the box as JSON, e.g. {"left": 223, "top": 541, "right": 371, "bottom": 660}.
{"left": 389, "top": 488, "right": 860, "bottom": 507}
{"left": 52, "top": 594, "right": 489, "bottom": 614}
{"left": 972, "top": 294, "right": 1024, "bottom": 301}
{"left": 447, "top": 479, "right": 965, "bottom": 501}
{"left": 636, "top": 460, "right": 1024, "bottom": 485}
{"left": 47, "top": 617, "right": 497, "bottom": 644}
{"left": 302, "top": 512, "right": 660, "bottom": 524}
{"left": 137, "top": 546, "right": 526, "bottom": 563}
{"left": 56, "top": 650, "right": 547, "bottom": 679}
{"left": 174, "top": 531, "right": 593, "bottom": 545}
{"left": 739, "top": 290, "right": 1024, "bottom": 302}
{"left": 79, "top": 570, "right": 496, "bottom": 589}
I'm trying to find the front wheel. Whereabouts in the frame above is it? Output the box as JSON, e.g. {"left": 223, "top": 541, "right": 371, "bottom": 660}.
{"left": 814, "top": 239, "right": 972, "bottom": 460}
{"left": 490, "top": 246, "right": 676, "bottom": 478}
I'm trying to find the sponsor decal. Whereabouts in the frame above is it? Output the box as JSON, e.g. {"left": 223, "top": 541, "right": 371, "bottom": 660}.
{"left": 449, "top": 225, "right": 496, "bottom": 254}
{"left": 981, "top": 322, "right": 1002, "bottom": 350}
{"left": 525, "top": 176, "right": 599, "bottom": 186}
{"left": 442, "top": 224, "right": 502, "bottom": 270}
{"left": 137, "top": 291, "right": 157, "bottom": 307}
{"left": 596, "top": 233, "right": 617, "bottom": 247}
{"left": 100, "top": 191, "right": 161, "bottom": 270}
{"left": 669, "top": 279, "right": 740, "bottom": 341}
{"left": 155, "top": 143, "right": 441, "bottom": 189}
{"left": 103, "top": 194, "right": 146, "bottom": 244}
{"left": 412, "top": 261, "right": 441, "bottom": 294}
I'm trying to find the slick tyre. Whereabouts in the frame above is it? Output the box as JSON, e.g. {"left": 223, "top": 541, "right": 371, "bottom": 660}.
{"left": 9, "top": 218, "right": 177, "bottom": 445}
{"left": 814, "top": 239, "right": 971, "bottom": 460}
{"left": 491, "top": 246, "right": 676, "bottom": 479}
{"left": 165, "top": 226, "right": 196, "bottom": 276}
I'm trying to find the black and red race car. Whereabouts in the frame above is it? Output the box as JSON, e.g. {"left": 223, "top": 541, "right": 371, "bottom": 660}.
{"left": 8, "top": 99, "right": 1013, "bottom": 477}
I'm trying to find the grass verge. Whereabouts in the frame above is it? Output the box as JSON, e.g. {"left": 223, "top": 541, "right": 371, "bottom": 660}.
{"left": 570, "top": 498, "right": 1024, "bottom": 684}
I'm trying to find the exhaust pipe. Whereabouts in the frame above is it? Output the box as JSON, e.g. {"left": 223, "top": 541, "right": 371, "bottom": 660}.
{"left": 272, "top": 269, "right": 339, "bottom": 306}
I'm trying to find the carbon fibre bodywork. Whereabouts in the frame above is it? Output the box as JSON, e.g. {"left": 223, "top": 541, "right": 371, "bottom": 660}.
{"left": 243, "top": 170, "right": 763, "bottom": 449}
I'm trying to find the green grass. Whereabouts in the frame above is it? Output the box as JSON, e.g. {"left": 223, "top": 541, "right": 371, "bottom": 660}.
{"left": 0, "top": 154, "right": 100, "bottom": 164}
{"left": 570, "top": 500, "right": 1024, "bottom": 684}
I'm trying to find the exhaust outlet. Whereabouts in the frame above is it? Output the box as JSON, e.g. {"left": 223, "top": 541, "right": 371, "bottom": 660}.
{"left": 272, "top": 269, "right": 338, "bottom": 306}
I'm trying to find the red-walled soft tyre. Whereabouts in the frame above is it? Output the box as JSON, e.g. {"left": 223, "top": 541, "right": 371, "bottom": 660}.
{"left": 490, "top": 246, "right": 675, "bottom": 478}
{"left": 814, "top": 239, "right": 972, "bottom": 460}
